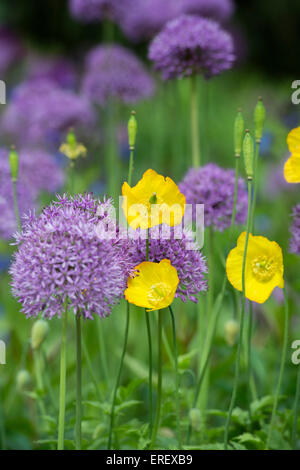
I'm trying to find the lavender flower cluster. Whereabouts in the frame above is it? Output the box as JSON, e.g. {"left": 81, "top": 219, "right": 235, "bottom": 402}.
{"left": 129, "top": 225, "right": 207, "bottom": 302}
{"left": 149, "top": 15, "right": 235, "bottom": 80}
{"left": 10, "top": 194, "right": 133, "bottom": 319}
{"left": 179, "top": 164, "right": 248, "bottom": 232}
{"left": 1, "top": 79, "right": 95, "bottom": 146}
{"left": 290, "top": 204, "right": 300, "bottom": 256}
{"left": 82, "top": 45, "right": 155, "bottom": 105}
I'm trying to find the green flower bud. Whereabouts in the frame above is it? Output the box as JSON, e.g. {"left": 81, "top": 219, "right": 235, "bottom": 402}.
{"left": 9, "top": 146, "right": 19, "bottom": 182}
{"left": 31, "top": 319, "right": 49, "bottom": 350}
{"left": 189, "top": 408, "right": 202, "bottom": 431}
{"left": 16, "top": 369, "right": 31, "bottom": 392}
{"left": 66, "top": 128, "right": 77, "bottom": 147}
{"left": 224, "top": 319, "right": 239, "bottom": 346}
{"left": 234, "top": 109, "right": 244, "bottom": 157}
{"left": 254, "top": 97, "right": 266, "bottom": 143}
{"left": 128, "top": 111, "right": 137, "bottom": 150}
{"left": 243, "top": 130, "right": 254, "bottom": 180}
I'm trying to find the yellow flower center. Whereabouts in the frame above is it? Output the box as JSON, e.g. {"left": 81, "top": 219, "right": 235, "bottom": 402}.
{"left": 147, "top": 282, "right": 172, "bottom": 307}
{"left": 251, "top": 255, "right": 277, "bottom": 282}
{"left": 149, "top": 192, "right": 158, "bottom": 204}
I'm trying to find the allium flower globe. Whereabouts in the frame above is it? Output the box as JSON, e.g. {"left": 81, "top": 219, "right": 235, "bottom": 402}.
{"left": 0, "top": 27, "right": 24, "bottom": 76}
{"left": 179, "top": 164, "right": 248, "bottom": 232}
{"left": 148, "top": 15, "right": 235, "bottom": 80}
{"left": 178, "top": 0, "right": 234, "bottom": 23}
{"left": 290, "top": 204, "right": 300, "bottom": 256}
{"left": 129, "top": 225, "right": 207, "bottom": 303}
{"left": 120, "top": 0, "right": 179, "bottom": 43}
{"left": 82, "top": 45, "right": 154, "bottom": 105}
{"left": 69, "top": 0, "right": 129, "bottom": 22}
{"left": 2, "top": 79, "right": 95, "bottom": 145}
{"left": 10, "top": 194, "right": 133, "bottom": 319}
{"left": 26, "top": 55, "right": 77, "bottom": 89}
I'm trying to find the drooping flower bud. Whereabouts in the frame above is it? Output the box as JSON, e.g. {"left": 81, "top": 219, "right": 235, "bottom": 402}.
{"left": 254, "top": 97, "right": 266, "bottom": 143}
{"left": 224, "top": 319, "right": 239, "bottom": 346}
{"left": 189, "top": 408, "right": 202, "bottom": 431}
{"left": 243, "top": 130, "right": 254, "bottom": 180}
{"left": 9, "top": 146, "right": 19, "bottom": 182}
{"left": 31, "top": 319, "right": 49, "bottom": 350}
{"left": 16, "top": 369, "right": 31, "bottom": 392}
{"left": 128, "top": 110, "right": 137, "bottom": 150}
{"left": 234, "top": 108, "right": 244, "bottom": 157}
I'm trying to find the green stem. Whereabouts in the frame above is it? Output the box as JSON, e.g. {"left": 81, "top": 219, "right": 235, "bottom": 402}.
{"left": 128, "top": 149, "right": 134, "bottom": 187}
{"left": 106, "top": 101, "right": 119, "bottom": 202}
{"left": 207, "top": 227, "right": 214, "bottom": 317}
{"left": 150, "top": 310, "right": 163, "bottom": 449}
{"left": 12, "top": 180, "right": 21, "bottom": 231}
{"left": 190, "top": 75, "right": 200, "bottom": 167}
{"left": 250, "top": 142, "right": 260, "bottom": 233}
{"left": 229, "top": 157, "right": 240, "bottom": 246}
{"left": 57, "top": 299, "right": 68, "bottom": 450}
{"left": 266, "top": 287, "right": 289, "bottom": 449}
{"left": 75, "top": 314, "right": 82, "bottom": 450}
{"left": 107, "top": 302, "right": 130, "bottom": 450}
{"left": 224, "top": 180, "right": 252, "bottom": 449}
{"left": 69, "top": 161, "right": 75, "bottom": 195}
{"left": 248, "top": 302, "right": 258, "bottom": 403}
{"left": 292, "top": 363, "right": 300, "bottom": 449}
{"left": 169, "top": 306, "right": 181, "bottom": 449}
{"left": 145, "top": 309, "right": 153, "bottom": 439}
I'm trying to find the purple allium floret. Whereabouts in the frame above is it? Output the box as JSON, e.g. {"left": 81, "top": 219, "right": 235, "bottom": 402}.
{"left": 129, "top": 225, "right": 207, "bottom": 303}
{"left": 82, "top": 45, "right": 155, "bottom": 105}
{"left": 69, "top": 0, "right": 131, "bottom": 23}
{"left": 1, "top": 79, "right": 95, "bottom": 145}
{"left": 10, "top": 194, "right": 133, "bottom": 319}
{"left": 148, "top": 15, "right": 235, "bottom": 80}
{"left": 179, "top": 163, "right": 248, "bottom": 232}
{"left": 290, "top": 204, "right": 300, "bottom": 256}
{"left": 178, "top": 0, "right": 234, "bottom": 23}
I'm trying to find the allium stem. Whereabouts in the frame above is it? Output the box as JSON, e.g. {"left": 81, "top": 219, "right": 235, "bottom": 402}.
{"left": 57, "top": 299, "right": 68, "bottom": 450}
{"left": 169, "top": 306, "right": 181, "bottom": 449}
{"left": 266, "top": 287, "right": 289, "bottom": 449}
{"left": 75, "top": 313, "right": 82, "bottom": 450}
{"left": 69, "top": 161, "right": 75, "bottom": 195}
{"left": 107, "top": 302, "right": 130, "bottom": 450}
{"left": 12, "top": 180, "right": 21, "bottom": 232}
{"left": 224, "top": 179, "right": 252, "bottom": 449}
{"left": 190, "top": 75, "right": 201, "bottom": 167}
{"left": 292, "top": 362, "right": 300, "bottom": 449}
{"left": 106, "top": 101, "right": 119, "bottom": 202}
{"left": 150, "top": 310, "right": 163, "bottom": 449}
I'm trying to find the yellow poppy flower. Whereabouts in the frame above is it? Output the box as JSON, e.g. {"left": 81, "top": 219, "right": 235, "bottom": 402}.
{"left": 124, "top": 259, "right": 179, "bottom": 311}
{"left": 226, "top": 232, "right": 284, "bottom": 304}
{"left": 284, "top": 127, "right": 300, "bottom": 183}
{"left": 122, "top": 169, "right": 185, "bottom": 230}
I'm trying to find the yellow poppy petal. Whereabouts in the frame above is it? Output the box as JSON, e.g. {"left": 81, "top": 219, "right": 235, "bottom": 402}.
{"left": 287, "top": 126, "right": 300, "bottom": 152}
{"left": 284, "top": 156, "right": 300, "bottom": 183}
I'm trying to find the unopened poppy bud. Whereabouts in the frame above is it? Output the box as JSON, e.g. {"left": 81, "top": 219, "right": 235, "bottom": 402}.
{"left": 243, "top": 130, "right": 254, "bottom": 180}
{"left": 9, "top": 146, "right": 19, "bottom": 182}
{"left": 128, "top": 111, "right": 137, "bottom": 150}
{"left": 224, "top": 319, "right": 239, "bottom": 346}
{"left": 189, "top": 408, "right": 202, "bottom": 431}
{"left": 234, "top": 109, "right": 244, "bottom": 157}
{"left": 16, "top": 369, "right": 31, "bottom": 392}
{"left": 31, "top": 319, "right": 49, "bottom": 350}
{"left": 254, "top": 97, "right": 266, "bottom": 143}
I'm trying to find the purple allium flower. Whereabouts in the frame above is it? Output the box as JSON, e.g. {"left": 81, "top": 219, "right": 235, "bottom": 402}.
{"left": 26, "top": 55, "right": 77, "bottom": 89}
{"left": 1, "top": 79, "right": 95, "bottom": 146}
{"left": 178, "top": 0, "right": 234, "bottom": 23}
{"left": 290, "top": 204, "right": 300, "bottom": 256}
{"left": 148, "top": 15, "right": 235, "bottom": 80}
{"left": 266, "top": 162, "right": 299, "bottom": 198}
{"left": 69, "top": 0, "right": 129, "bottom": 22}
{"left": 120, "top": 0, "right": 179, "bottom": 43}
{"left": 179, "top": 164, "right": 248, "bottom": 232}
{"left": 82, "top": 45, "right": 155, "bottom": 105}
{"left": 0, "top": 27, "right": 25, "bottom": 76}
{"left": 10, "top": 194, "right": 133, "bottom": 319}
{"left": 129, "top": 225, "right": 207, "bottom": 302}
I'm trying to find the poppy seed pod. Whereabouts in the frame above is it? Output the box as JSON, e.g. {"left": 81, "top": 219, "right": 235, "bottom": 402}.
{"left": 254, "top": 97, "right": 266, "bottom": 143}
{"left": 234, "top": 109, "right": 244, "bottom": 157}
{"left": 9, "top": 146, "right": 19, "bottom": 182}
{"left": 31, "top": 319, "right": 49, "bottom": 350}
{"left": 128, "top": 111, "right": 137, "bottom": 150}
{"left": 243, "top": 130, "right": 254, "bottom": 179}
